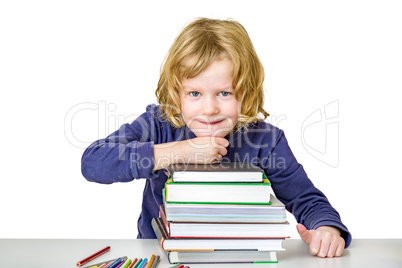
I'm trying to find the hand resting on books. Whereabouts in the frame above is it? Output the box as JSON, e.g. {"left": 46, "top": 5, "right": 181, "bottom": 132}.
{"left": 297, "top": 223, "right": 345, "bottom": 258}
{"left": 153, "top": 137, "right": 229, "bottom": 170}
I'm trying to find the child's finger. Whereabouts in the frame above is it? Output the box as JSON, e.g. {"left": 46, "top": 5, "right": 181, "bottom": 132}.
{"left": 317, "top": 237, "right": 330, "bottom": 258}
{"left": 309, "top": 237, "right": 321, "bottom": 256}
{"left": 296, "top": 224, "right": 311, "bottom": 244}
{"left": 217, "top": 147, "right": 227, "bottom": 156}
{"left": 335, "top": 242, "right": 345, "bottom": 257}
{"left": 222, "top": 140, "right": 229, "bottom": 147}
{"left": 214, "top": 137, "right": 229, "bottom": 148}
{"left": 326, "top": 241, "right": 337, "bottom": 258}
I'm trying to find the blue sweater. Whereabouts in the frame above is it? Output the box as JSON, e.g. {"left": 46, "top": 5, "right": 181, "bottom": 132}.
{"left": 81, "top": 104, "right": 351, "bottom": 247}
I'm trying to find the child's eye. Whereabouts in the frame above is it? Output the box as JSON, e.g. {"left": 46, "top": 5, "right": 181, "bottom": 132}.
{"left": 219, "top": 91, "right": 230, "bottom": 97}
{"left": 189, "top": 91, "right": 200, "bottom": 97}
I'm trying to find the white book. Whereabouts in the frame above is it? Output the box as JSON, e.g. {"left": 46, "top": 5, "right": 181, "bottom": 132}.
{"left": 163, "top": 192, "right": 286, "bottom": 223}
{"left": 166, "top": 221, "right": 290, "bottom": 238}
{"left": 168, "top": 251, "right": 278, "bottom": 264}
{"left": 167, "top": 162, "right": 264, "bottom": 183}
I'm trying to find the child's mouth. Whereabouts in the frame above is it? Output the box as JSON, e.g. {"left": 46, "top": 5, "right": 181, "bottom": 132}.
{"left": 199, "top": 120, "right": 224, "bottom": 126}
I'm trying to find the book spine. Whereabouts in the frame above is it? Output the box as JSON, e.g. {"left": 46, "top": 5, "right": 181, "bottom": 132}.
{"left": 151, "top": 218, "right": 165, "bottom": 249}
{"left": 167, "top": 251, "right": 278, "bottom": 264}
{"left": 170, "top": 236, "right": 290, "bottom": 239}
{"left": 167, "top": 181, "right": 271, "bottom": 186}
{"left": 159, "top": 207, "right": 172, "bottom": 237}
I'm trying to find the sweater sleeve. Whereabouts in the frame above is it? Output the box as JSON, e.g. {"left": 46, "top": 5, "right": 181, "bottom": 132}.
{"left": 81, "top": 105, "right": 160, "bottom": 184}
{"left": 264, "top": 130, "right": 352, "bottom": 248}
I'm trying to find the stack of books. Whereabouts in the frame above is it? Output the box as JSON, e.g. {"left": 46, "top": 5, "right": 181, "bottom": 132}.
{"left": 152, "top": 162, "right": 289, "bottom": 264}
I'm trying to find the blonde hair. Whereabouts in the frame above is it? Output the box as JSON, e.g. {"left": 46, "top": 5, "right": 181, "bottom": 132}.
{"left": 155, "top": 17, "right": 269, "bottom": 129}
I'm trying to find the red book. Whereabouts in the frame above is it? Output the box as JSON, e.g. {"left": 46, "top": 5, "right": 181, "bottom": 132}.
{"left": 151, "top": 217, "right": 285, "bottom": 251}
{"left": 159, "top": 205, "right": 289, "bottom": 239}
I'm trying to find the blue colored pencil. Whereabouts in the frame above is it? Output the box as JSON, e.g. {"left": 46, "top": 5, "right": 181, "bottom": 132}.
{"left": 107, "top": 258, "right": 122, "bottom": 268}
{"left": 137, "top": 258, "right": 148, "bottom": 268}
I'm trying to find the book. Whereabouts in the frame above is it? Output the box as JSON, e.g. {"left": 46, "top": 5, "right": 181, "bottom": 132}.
{"left": 167, "top": 250, "right": 278, "bottom": 264}
{"left": 152, "top": 217, "right": 285, "bottom": 251}
{"left": 162, "top": 192, "right": 286, "bottom": 223}
{"left": 159, "top": 212, "right": 289, "bottom": 238}
{"left": 164, "top": 177, "right": 271, "bottom": 205}
{"left": 155, "top": 162, "right": 289, "bottom": 263}
{"left": 167, "top": 162, "right": 264, "bottom": 182}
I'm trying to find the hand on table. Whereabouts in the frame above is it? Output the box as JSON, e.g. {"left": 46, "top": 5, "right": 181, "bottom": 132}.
{"left": 296, "top": 223, "right": 345, "bottom": 258}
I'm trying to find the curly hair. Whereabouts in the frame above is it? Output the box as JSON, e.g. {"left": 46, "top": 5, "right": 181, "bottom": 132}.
{"left": 155, "top": 17, "right": 269, "bottom": 129}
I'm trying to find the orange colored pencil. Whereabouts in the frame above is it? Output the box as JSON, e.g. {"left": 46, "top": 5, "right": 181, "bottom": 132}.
{"left": 146, "top": 255, "right": 155, "bottom": 268}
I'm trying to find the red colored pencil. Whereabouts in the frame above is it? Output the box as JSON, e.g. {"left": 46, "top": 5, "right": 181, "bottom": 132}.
{"left": 76, "top": 246, "right": 111, "bottom": 267}
{"left": 127, "top": 258, "right": 138, "bottom": 268}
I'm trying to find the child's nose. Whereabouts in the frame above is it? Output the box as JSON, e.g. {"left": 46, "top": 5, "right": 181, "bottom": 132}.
{"left": 201, "top": 97, "right": 219, "bottom": 116}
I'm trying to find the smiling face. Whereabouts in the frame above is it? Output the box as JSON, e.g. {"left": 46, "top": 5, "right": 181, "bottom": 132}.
{"left": 180, "top": 59, "right": 239, "bottom": 138}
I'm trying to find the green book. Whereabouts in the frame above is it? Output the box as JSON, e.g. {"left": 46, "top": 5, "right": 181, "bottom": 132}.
{"left": 167, "top": 250, "right": 278, "bottom": 264}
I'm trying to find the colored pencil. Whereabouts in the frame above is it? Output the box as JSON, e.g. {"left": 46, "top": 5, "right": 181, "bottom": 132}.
{"left": 146, "top": 255, "right": 155, "bottom": 268}
{"left": 103, "top": 261, "right": 114, "bottom": 268}
{"left": 116, "top": 260, "right": 126, "bottom": 268}
{"left": 77, "top": 246, "right": 111, "bottom": 267}
{"left": 169, "top": 264, "right": 182, "bottom": 268}
{"left": 120, "top": 259, "right": 132, "bottom": 268}
{"left": 82, "top": 257, "right": 128, "bottom": 268}
{"left": 133, "top": 258, "right": 142, "bottom": 268}
{"left": 108, "top": 258, "right": 123, "bottom": 268}
{"left": 127, "top": 258, "right": 138, "bottom": 268}
{"left": 92, "top": 259, "right": 114, "bottom": 268}
{"left": 114, "top": 261, "right": 124, "bottom": 268}
{"left": 137, "top": 258, "right": 147, "bottom": 268}
{"left": 150, "top": 256, "right": 160, "bottom": 268}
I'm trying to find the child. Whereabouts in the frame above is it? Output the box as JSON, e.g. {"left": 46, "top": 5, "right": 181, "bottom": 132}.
{"left": 81, "top": 18, "right": 351, "bottom": 258}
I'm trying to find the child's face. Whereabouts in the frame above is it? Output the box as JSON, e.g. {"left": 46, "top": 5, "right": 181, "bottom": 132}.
{"left": 180, "top": 59, "right": 239, "bottom": 138}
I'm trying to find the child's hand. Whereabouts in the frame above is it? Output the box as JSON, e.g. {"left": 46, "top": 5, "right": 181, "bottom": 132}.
{"left": 153, "top": 137, "right": 229, "bottom": 170}
{"left": 176, "top": 137, "right": 229, "bottom": 163}
{"left": 296, "top": 223, "right": 345, "bottom": 258}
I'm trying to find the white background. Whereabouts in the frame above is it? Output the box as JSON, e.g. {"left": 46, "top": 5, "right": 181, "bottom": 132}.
{"left": 1, "top": 0, "right": 401, "bottom": 240}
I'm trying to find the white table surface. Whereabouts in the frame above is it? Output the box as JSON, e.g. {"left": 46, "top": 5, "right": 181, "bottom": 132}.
{"left": 0, "top": 238, "right": 401, "bottom": 268}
